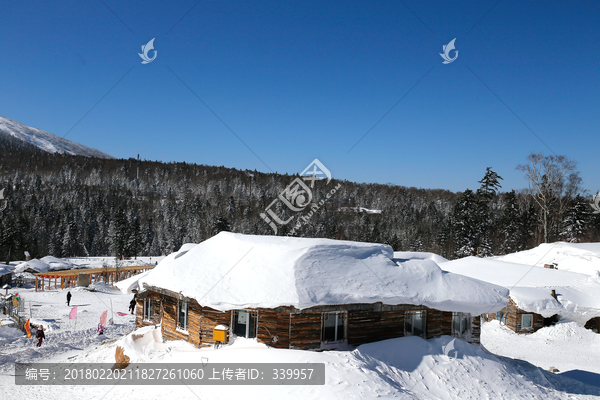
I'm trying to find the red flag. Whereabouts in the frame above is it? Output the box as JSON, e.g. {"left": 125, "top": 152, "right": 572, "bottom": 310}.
{"left": 69, "top": 306, "right": 77, "bottom": 319}
{"left": 100, "top": 310, "right": 107, "bottom": 327}
{"left": 116, "top": 312, "right": 128, "bottom": 316}
{"left": 25, "top": 319, "right": 31, "bottom": 338}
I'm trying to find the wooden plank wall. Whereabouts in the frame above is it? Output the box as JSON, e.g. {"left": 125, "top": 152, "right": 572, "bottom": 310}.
{"left": 440, "top": 312, "right": 453, "bottom": 336}
{"left": 135, "top": 292, "right": 162, "bottom": 328}
{"left": 426, "top": 310, "right": 443, "bottom": 339}
{"left": 470, "top": 316, "right": 481, "bottom": 343}
{"left": 197, "top": 308, "right": 231, "bottom": 347}
{"left": 289, "top": 312, "right": 322, "bottom": 350}
{"left": 379, "top": 310, "right": 405, "bottom": 341}
{"left": 347, "top": 309, "right": 382, "bottom": 345}
{"left": 160, "top": 295, "right": 203, "bottom": 347}
{"left": 256, "top": 309, "right": 280, "bottom": 347}
{"left": 274, "top": 311, "right": 291, "bottom": 349}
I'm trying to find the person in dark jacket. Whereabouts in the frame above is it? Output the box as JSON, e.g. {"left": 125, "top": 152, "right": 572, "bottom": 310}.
{"left": 129, "top": 298, "right": 136, "bottom": 314}
{"left": 36, "top": 325, "right": 45, "bottom": 347}
{"left": 66, "top": 291, "right": 72, "bottom": 306}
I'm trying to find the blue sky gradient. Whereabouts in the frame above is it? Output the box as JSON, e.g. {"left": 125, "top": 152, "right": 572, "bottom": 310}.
{"left": 1, "top": 0, "right": 599, "bottom": 193}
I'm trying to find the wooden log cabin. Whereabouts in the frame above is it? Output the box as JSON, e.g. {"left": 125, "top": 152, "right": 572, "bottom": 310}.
{"left": 130, "top": 232, "right": 507, "bottom": 350}
{"left": 136, "top": 284, "right": 482, "bottom": 350}
{"left": 482, "top": 297, "right": 548, "bottom": 333}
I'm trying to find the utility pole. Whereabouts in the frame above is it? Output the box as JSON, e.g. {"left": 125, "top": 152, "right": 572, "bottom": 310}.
{"left": 136, "top": 154, "right": 140, "bottom": 199}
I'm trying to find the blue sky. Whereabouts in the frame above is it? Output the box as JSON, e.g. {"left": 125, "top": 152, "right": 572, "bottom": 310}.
{"left": 1, "top": 0, "right": 599, "bottom": 193}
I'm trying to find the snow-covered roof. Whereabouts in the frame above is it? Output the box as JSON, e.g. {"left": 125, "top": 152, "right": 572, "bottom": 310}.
{"left": 133, "top": 232, "right": 508, "bottom": 314}
{"left": 0, "top": 265, "right": 14, "bottom": 277}
{"left": 440, "top": 256, "right": 600, "bottom": 324}
{"left": 493, "top": 242, "right": 600, "bottom": 277}
{"left": 15, "top": 256, "right": 76, "bottom": 273}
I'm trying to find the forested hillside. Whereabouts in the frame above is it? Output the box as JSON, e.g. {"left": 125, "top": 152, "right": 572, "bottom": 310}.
{"left": 0, "top": 140, "right": 598, "bottom": 261}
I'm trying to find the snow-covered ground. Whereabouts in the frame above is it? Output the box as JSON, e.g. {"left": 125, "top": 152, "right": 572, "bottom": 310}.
{"left": 2, "top": 281, "right": 600, "bottom": 399}
{"left": 482, "top": 320, "right": 600, "bottom": 382}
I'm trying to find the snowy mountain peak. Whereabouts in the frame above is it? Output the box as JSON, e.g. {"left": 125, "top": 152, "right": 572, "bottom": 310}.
{"left": 0, "top": 116, "right": 114, "bottom": 158}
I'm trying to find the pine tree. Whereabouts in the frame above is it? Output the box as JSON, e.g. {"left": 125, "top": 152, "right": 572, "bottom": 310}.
{"left": 109, "top": 209, "right": 128, "bottom": 259}
{"left": 560, "top": 194, "right": 590, "bottom": 242}
{"left": 497, "top": 190, "right": 523, "bottom": 254}
{"left": 451, "top": 190, "right": 479, "bottom": 258}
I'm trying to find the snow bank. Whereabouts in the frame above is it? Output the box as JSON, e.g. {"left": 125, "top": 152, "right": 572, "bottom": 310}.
{"left": 393, "top": 251, "right": 449, "bottom": 264}
{"left": 494, "top": 242, "right": 600, "bottom": 276}
{"left": 441, "top": 257, "right": 600, "bottom": 324}
{"left": 138, "top": 232, "right": 508, "bottom": 314}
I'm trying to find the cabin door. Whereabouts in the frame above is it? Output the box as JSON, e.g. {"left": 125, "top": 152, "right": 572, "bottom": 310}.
{"left": 233, "top": 310, "right": 257, "bottom": 338}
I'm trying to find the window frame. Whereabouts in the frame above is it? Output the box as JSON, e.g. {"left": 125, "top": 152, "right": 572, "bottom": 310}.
{"left": 404, "top": 310, "right": 426, "bottom": 338}
{"left": 232, "top": 310, "right": 257, "bottom": 339}
{"left": 451, "top": 312, "right": 471, "bottom": 338}
{"left": 321, "top": 311, "right": 347, "bottom": 344}
{"left": 143, "top": 298, "right": 154, "bottom": 322}
{"left": 521, "top": 314, "right": 533, "bottom": 330}
{"left": 177, "top": 299, "right": 189, "bottom": 333}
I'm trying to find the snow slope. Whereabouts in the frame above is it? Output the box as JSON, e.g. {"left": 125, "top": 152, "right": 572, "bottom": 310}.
{"left": 135, "top": 232, "right": 508, "bottom": 314}
{"left": 0, "top": 116, "right": 113, "bottom": 158}
{"left": 494, "top": 242, "right": 600, "bottom": 277}
{"left": 440, "top": 256, "right": 600, "bottom": 324}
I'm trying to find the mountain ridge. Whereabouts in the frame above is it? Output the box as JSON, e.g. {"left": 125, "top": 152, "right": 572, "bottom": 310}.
{"left": 0, "top": 116, "right": 113, "bottom": 159}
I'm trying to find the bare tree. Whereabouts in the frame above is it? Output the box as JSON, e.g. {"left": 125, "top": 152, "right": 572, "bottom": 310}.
{"left": 517, "top": 153, "right": 580, "bottom": 243}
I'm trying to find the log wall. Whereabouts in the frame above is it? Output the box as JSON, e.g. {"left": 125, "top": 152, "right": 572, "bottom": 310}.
{"left": 136, "top": 290, "right": 482, "bottom": 350}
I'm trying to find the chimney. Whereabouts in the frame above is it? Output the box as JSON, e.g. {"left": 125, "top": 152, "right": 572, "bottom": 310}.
{"left": 551, "top": 290, "right": 557, "bottom": 300}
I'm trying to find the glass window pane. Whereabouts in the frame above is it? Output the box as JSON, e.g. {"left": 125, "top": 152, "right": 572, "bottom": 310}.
{"left": 337, "top": 313, "right": 345, "bottom": 340}
{"left": 405, "top": 312, "right": 413, "bottom": 335}
{"left": 461, "top": 316, "right": 469, "bottom": 334}
{"left": 413, "top": 312, "right": 424, "bottom": 337}
{"left": 522, "top": 314, "right": 532, "bottom": 329}
{"left": 452, "top": 313, "right": 461, "bottom": 334}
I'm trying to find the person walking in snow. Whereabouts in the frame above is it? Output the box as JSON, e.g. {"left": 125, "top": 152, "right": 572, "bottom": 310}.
{"left": 97, "top": 324, "right": 104, "bottom": 335}
{"left": 66, "top": 291, "right": 72, "bottom": 306}
{"left": 36, "top": 325, "right": 45, "bottom": 347}
{"left": 129, "top": 298, "right": 136, "bottom": 315}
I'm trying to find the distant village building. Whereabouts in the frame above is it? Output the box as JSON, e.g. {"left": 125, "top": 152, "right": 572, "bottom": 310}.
{"left": 123, "top": 233, "right": 508, "bottom": 350}
{"left": 441, "top": 256, "right": 600, "bottom": 334}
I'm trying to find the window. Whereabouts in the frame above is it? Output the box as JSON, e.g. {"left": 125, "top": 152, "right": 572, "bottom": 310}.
{"left": 177, "top": 300, "right": 188, "bottom": 331}
{"left": 233, "top": 310, "right": 257, "bottom": 338}
{"left": 405, "top": 311, "right": 426, "bottom": 337}
{"left": 451, "top": 312, "right": 471, "bottom": 337}
{"left": 321, "top": 312, "right": 346, "bottom": 343}
{"left": 143, "top": 299, "right": 154, "bottom": 322}
{"left": 521, "top": 314, "right": 533, "bottom": 330}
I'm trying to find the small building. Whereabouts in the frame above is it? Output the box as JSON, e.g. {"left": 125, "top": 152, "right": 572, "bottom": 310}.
{"left": 0, "top": 266, "right": 13, "bottom": 286}
{"left": 441, "top": 256, "right": 600, "bottom": 334}
{"left": 122, "top": 233, "right": 508, "bottom": 350}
